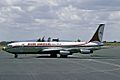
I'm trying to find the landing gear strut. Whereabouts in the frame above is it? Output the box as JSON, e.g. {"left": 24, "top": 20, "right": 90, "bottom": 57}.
{"left": 14, "top": 54, "right": 18, "bottom": 58}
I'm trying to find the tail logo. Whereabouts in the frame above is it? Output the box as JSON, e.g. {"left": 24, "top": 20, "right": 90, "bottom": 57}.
{"left": 98, "top": 25, "right": 104, "bottom": 41}
{"left": 89, "top": 24, "right": 105, "bottom": 42}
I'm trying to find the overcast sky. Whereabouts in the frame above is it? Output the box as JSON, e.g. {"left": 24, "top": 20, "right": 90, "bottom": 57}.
{"left": 0, "top": 0, "right": 120, "bottom": 41}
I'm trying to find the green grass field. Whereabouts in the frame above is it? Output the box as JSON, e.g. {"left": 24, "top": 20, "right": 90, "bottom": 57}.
{"left": 104, "top": 42, "right": 120, "bottom": 46}
{"left": 0, "top": 46, "right": 4, "bottom": 50}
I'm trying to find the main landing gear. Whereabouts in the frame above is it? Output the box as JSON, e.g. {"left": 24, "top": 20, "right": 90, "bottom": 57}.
{"left": 60, "top": 55, "right": 68, "bottom": 58}
{"left": 50, "top": 54, "right": 68, "bottom": 58}
{"left": 50, "top": 54, "right": 57, "bottom": 58}
{"left": 14, "top": 54, "right": 18, "bottom": 58}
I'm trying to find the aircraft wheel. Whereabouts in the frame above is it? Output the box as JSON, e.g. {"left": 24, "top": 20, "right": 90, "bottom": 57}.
{"left": 14, "top": 54, "right": 18, "bottom": 58}
{"left": 60, "top": 55, "right": 68, "bottom": 58}
{"left": 50, "top": 54, "right": 57, "bottom": 58}
{"left": 90, "top": 50, "right": 93, "bottom": 53}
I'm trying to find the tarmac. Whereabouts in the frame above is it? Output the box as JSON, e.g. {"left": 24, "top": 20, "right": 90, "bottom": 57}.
{"left": 0, "top": 47, "right": 120, "bottom": 80}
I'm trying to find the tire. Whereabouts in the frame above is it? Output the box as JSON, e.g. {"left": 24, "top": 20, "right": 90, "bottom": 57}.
{"left": 14, "top": 54, "right": 18, "bottom": 58}
{"left": 60, "top": 55, "right": 68, "bottom": 58}
{"left": 50, "top": 54, "right": 57, "bottom": 58}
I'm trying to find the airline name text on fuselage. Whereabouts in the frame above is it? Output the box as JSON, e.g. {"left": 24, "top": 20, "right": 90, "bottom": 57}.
{"left": 27, "top": 43, "right": 62, "bottom": 46}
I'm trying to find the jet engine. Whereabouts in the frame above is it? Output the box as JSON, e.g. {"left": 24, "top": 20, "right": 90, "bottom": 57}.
{"left": 60, "top": 51, "right": 70, "bottom": 55}
{"left": 80, "top": 49, "right": 93, "bottom": 54}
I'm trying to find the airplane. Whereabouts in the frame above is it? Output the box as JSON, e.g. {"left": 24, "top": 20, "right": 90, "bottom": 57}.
{"left": 2, "top": 24, "right": 105, "bottom": 58}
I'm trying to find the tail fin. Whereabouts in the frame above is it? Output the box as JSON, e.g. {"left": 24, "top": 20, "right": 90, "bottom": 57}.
{"left": 89, "top": 24, "right": 105, "bottom": 42}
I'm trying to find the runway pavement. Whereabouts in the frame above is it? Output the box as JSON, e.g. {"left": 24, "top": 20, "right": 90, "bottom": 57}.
{"left": 0, "top": 47, "right": 120, "bottom": 80}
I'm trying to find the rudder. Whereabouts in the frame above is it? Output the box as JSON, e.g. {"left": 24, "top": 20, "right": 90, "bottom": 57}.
{"left": 89, "top": 24, "right": 105, "bottom": 42}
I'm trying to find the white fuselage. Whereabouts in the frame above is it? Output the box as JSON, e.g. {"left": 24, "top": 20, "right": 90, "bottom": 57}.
{"left": 3, "top": 41, "right": 103, "bottom": 53}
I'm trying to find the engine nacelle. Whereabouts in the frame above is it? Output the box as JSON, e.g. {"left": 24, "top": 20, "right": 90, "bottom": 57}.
{"left": 80, "top": 49, "right": 93, "bottom": 54}
{"left": 60, "top": 51, "right": 70, "bottom": 55}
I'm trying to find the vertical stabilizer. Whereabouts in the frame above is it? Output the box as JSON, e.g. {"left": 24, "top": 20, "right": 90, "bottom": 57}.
{"left": 89, "top": 24, "right": 105, "bottom": 42}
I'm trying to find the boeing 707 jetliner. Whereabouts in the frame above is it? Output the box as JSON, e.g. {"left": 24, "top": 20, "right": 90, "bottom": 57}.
{"left": 2, "top": 24, "right": 105, "bottom": 58}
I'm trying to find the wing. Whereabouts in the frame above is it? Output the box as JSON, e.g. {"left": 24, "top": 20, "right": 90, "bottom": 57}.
{"left": 41, "top": 46, "right": 108, "bottom": 54}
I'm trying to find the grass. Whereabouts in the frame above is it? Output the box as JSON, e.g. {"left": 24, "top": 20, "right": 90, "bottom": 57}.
{"left": 0, "top": 45, "right": 6, "bottom": 50}
{"left": 104, "top": 42, "right": 120, "bottom": 46}
{"left": 0, "top": 46, "right": 4, "bottom": 50}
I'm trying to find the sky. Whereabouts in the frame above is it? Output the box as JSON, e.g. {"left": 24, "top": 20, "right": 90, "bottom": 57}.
{"left": 0, "top": 0, "right": 120, "bottom": 41}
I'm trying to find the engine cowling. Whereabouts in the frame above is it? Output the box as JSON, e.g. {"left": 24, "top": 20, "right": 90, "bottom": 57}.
{"left": 60, "top": 51, "right": 70, "bottom": 55}
{"left": 80, "top": 49, "right": 93, "bottom": 54}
